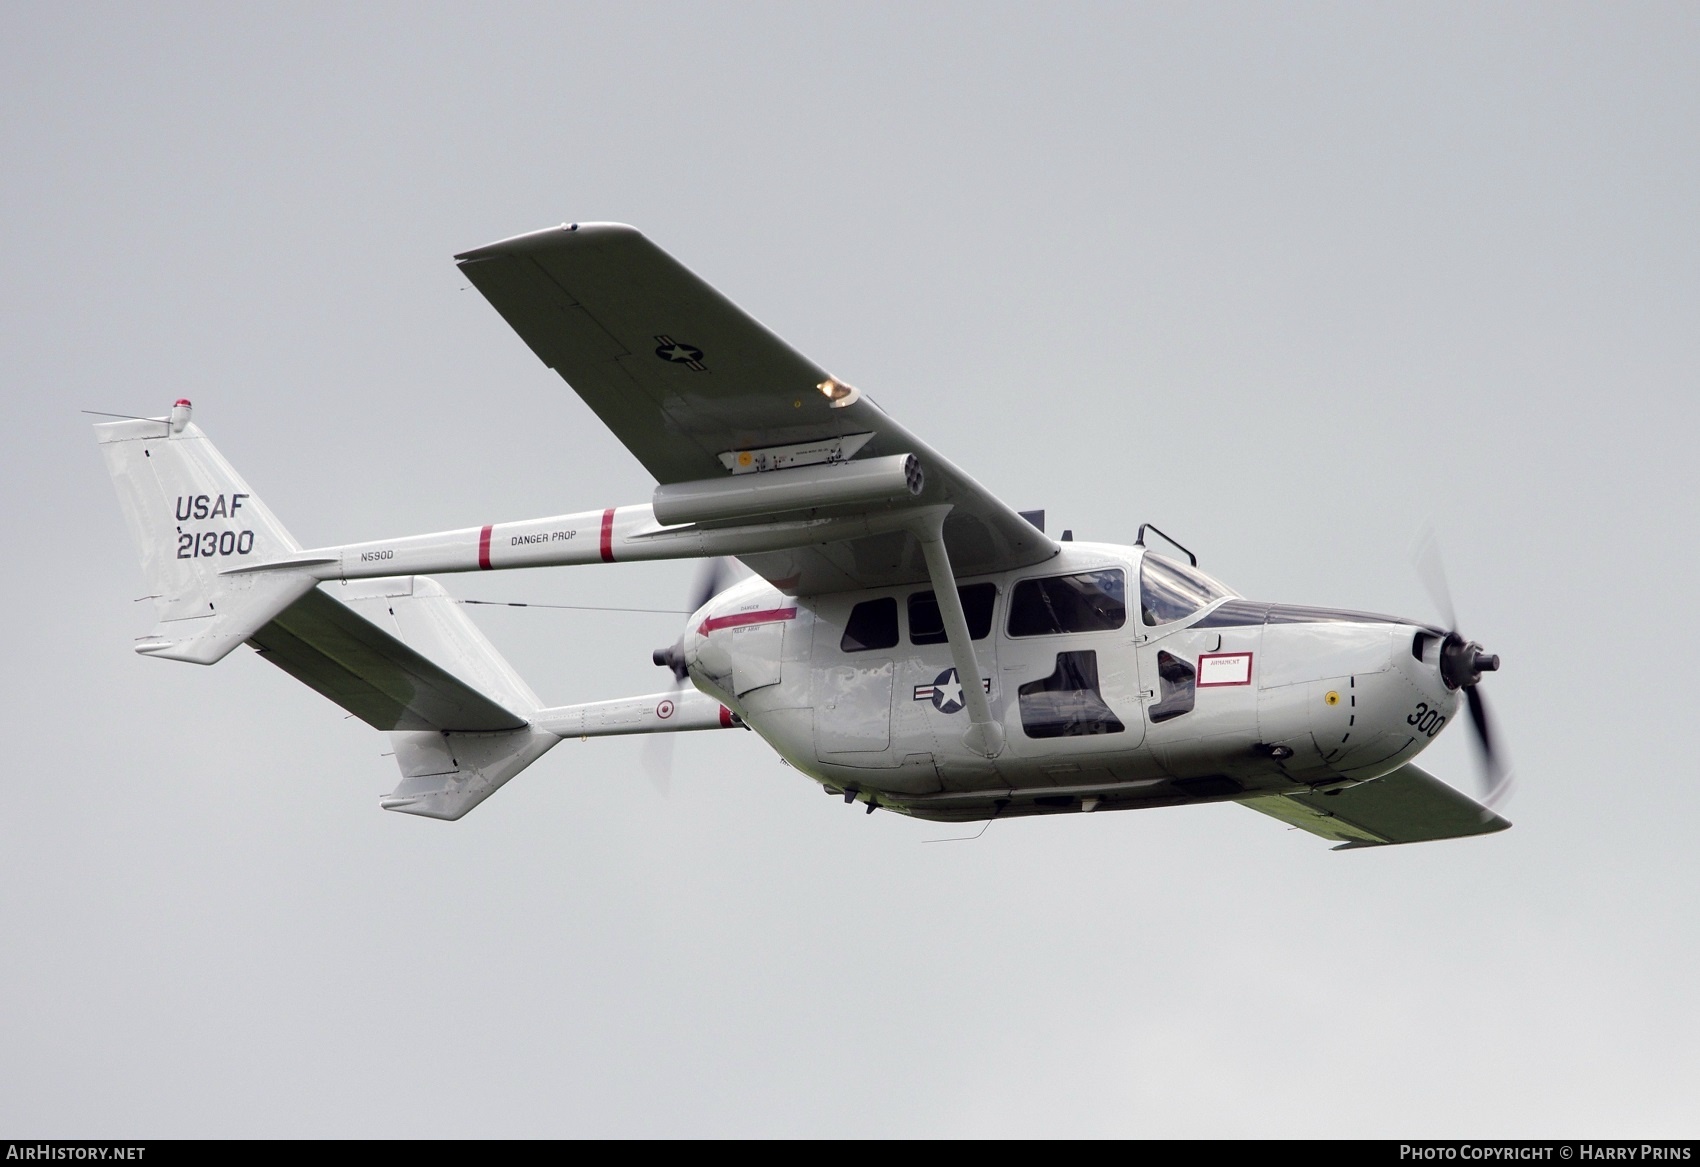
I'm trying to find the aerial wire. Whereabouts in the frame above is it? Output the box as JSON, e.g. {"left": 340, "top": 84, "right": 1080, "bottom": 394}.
{"left": 81, "top": 409, "right": 165, "bottom": 422}
{"left": 455, "top": 599, "right": 688, "bottom": 614}
{"left": 923, "top": 802, "right": 1004, "bottom": 843}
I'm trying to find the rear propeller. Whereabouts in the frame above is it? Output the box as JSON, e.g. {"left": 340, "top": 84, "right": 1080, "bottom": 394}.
{"left": 1415, "top": 530, "right": 1511, "bottom": 808}
{"left": 644, "top": 558, "right": 735, "bottom": 793}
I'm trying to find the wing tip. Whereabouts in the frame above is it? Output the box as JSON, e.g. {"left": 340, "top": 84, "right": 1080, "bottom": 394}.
{"left": 454, "top": 221, "right": 640, "bottom": 263}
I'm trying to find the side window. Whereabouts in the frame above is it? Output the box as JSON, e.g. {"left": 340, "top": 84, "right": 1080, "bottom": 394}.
{"left": 1018, "top": 651, "right": 1125, "bottom": 738}
{"left": 1007, "top": 570, "right": 1127, "bottom": 637}
{"left": 908, "top": 582, "right": 997, "bottom": 644}
{"left": 840, "top": 597, "right": 898, "bottom": 652}
{"left": 1148, "top": 650, "right": 1196, "bottom": 722}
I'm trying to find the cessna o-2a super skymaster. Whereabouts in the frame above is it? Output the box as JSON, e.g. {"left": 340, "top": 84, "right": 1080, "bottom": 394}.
{"left": 97, "top": 222, "right": 1511, "bottom": 849}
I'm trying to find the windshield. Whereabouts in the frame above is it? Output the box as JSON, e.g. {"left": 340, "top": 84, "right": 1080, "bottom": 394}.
{"left": 1140, "top": 553, "right": 1233, "bottom": 626}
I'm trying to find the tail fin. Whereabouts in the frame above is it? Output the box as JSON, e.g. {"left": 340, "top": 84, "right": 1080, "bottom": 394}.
{"left": 261, "top": 575, "right": 557, "bottom": 821}
{"left": 95, "top": 403, "right": 319, "bottom": 664}
{"left": 382, "top": 726, "right": 560, "bottom": 821}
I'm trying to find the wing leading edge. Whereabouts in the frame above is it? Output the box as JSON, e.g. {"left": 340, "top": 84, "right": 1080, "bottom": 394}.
{"left": 455, "top": 223, "right": 1057, "bottom": 594}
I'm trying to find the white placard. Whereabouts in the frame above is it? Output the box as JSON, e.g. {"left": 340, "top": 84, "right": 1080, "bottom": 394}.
{"left": 1197, "top": 652, "right": 1253, "bottom": 687}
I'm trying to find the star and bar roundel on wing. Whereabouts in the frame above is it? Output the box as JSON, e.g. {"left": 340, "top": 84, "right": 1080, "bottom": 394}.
{"left": 653, "top": 334, "right": 706, "bottom": 371}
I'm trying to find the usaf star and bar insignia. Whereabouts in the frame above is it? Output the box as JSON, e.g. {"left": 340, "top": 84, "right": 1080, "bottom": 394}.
{"left": 653, "top": 334, "right": 707, "bottom": 371}
{"left": 913, "top": 668, "right": 993, "bottom": 715}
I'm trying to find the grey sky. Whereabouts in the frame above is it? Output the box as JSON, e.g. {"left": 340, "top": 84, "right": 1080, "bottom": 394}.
{"left": 3, "top": 1, "right": 1696, "bottom": 1136}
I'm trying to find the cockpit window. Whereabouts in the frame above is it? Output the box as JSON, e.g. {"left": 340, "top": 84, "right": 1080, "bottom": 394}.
{"left": 1140, "top": 553, "right": 1232, "bottom": 626}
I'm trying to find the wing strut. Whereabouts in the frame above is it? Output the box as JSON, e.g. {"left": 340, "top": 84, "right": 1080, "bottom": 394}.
{"left": 911, "top": 507, "right": 1005, "bottom": 758}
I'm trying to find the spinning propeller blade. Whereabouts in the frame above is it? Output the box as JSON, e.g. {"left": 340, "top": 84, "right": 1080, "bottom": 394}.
{"left": 689, "top": 557, "right": 732, "bottom": 619}
{"left": 642, "top": 727, "right": 677, "bottom": 798}
{"left": 1464, "top": 684, "right": 1512, "bottom": 808}
{"left": 1415, "top": 530, "right": 1511, "bottom": 807}
{"left": 1414, "top": 526, "right": 1459, "bottom": 632}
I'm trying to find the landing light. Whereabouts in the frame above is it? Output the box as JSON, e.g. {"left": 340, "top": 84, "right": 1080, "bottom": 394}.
{"left": 817, "top": 377, "right": 862, "bottom": 409}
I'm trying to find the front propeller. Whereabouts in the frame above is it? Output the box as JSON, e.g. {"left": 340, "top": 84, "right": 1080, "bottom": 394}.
{"left": 1416, "top": 531, "right": 1512, "bottom": 808}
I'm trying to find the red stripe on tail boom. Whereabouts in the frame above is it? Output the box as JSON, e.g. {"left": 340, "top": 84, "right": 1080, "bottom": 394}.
{"left": 478, "top": 525, "right": 493, "bottom": 570}
{"left": 599, "top": 508, "right": 615, "bottom": 563}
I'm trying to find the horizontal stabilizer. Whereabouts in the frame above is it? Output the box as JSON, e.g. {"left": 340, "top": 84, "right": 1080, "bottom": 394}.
{"left": 1239, "top": 763, "right": 1511, "bottom": 849}
{"left": 248, "top": 582, "right": 528, "bottom": 732}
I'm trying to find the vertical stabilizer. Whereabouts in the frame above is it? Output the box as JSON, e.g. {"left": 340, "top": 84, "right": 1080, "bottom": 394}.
{"left": 331, "top": 576, "right": 556, "bottom": 821}
{"left": 95, "top": 405, "right": 319, "bottom": 664}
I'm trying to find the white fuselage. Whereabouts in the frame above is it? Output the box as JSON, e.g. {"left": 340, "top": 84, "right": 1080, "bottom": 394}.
{"left": 683, "top": 543, "right": 1459, "bottom": 822}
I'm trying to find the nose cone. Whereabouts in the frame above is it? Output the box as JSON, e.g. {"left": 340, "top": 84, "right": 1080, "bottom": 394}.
{"left": 1321, "top": 628, "right": 1460, "bottom": 778}
{"left": 1258, "top": 619, "right": 1460, "bottom": 782}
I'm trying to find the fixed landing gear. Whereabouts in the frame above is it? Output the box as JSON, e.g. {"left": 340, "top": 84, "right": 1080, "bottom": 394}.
{"left": 828, "top": 785, "right": 881, "bottom": 814}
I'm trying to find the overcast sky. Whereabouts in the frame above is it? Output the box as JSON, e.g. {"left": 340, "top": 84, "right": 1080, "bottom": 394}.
{"left": 3, "top": 1, "right": 1697, "bottom": 1137}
